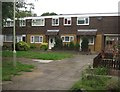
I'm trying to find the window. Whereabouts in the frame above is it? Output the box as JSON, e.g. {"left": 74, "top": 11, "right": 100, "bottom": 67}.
{"left": 88, "top": 37, "right": 94, "bottom": 45}
{"left": 61, "top": 36, "right": 74, "bottom": 42}
{"left": 17, "top": 36, "right": 22, "bottom": 42}
{"left": 32, "top": 19, "right": 45, "bottom": 26}
{"left": 64, "top": 17, "right": 71, "bottom": 25}
{"left": 77, "top": 17, "right": 89, "bottom": 25}
{"left": 52, "top": 18, "right": 59, "bottom": 26}
{"left": 19, "top": 20, "right": 26, "bottom": 27}
{"left": 3, "top": 35, "right": 13, "bottom": 42}
{"left": 65, "top": 36, "right": 69, "bottom": 42}
{"left": 30, "top": 36, "right": 43, "bottom": 43}
{"left": 4, "top": 21, "right": 14, "bottom": 27}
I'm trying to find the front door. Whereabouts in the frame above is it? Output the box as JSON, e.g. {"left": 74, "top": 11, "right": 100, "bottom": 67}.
{"left": 49, "top": 37, "right": 55, "bottom": 49}
{"left": 79, "top": 38, "right": 82, "bottom": 51}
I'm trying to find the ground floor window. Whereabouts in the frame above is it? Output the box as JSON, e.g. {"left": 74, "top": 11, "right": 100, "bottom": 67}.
{"left": 3, "top": 35, "right": 13, "bottom": 42}
{"left": 30, "top": 36, "right": 43, "bottom": 43}
{"left": 61, "top": 36, "right": 74, "bottom": 42}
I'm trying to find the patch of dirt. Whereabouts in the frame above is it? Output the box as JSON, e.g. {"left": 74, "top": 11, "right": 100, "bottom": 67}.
{"left": 12, "top": 69, "right": 43, "bottom": 81}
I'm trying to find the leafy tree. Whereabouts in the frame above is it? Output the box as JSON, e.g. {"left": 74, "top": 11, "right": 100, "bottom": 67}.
{"left": 41, "top": 12, "right": 57, "bottom": 16}
{"left": 2, "top": 2, "right": 13, "bottom": 20}
{"left": 81, "top": 36, "right": 89, "bottom": 52}
{"left": 2, "top": 1, "right": 36, "bottom": 20}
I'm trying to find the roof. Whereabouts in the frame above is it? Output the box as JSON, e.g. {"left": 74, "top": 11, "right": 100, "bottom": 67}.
{"left": 26, "top": 13, "right": 119, "bottom": 19}
{"left": 5, "top": 12, "right": 119, "bottom": 21}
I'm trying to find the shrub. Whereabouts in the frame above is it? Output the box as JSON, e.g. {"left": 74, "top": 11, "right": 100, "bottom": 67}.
{"left": 16, "top": 41, "right": 30, "bottom": 51}
{"left": 30, "top": 44, "right": 36, "bottom": 49}
{"left": 54, "top": 37, "right": 63, "bottom": 49}
{"left": 40, "top": 43, "right": 48, "bottom": 51}
{"left": 93, "top": 67, "right": 109, "bottom": 75}
{"left": 81, "top": 37, "right": 89, "bottom": 52}
{"left": 2, "top": 45, "right": 10, "bottom": 50}
{"left": 63, "top": 43, "right": 69, "bottom": 49}
{"left": 69, "top": 41, "right": 75, "bottom": 50}
{"left": 75, "top": 42, "right": 80, "bottom": 51}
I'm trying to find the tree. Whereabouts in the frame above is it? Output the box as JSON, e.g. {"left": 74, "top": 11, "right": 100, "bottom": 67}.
{"left": 2, "top": 2, "right": 13, "bottom": 20}
{"left": 81, "top": 36, "right": 89, "bottom": 52}
{"left": 2, "top": 1, "right": 36, "bottom": 20}
{"left": 41, "top": 12, "right": 57, "bottom": 16}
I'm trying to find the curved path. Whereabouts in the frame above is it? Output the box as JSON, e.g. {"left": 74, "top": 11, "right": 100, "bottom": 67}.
{"left": 3, "top": 54, "right": 96, "bottom": 90}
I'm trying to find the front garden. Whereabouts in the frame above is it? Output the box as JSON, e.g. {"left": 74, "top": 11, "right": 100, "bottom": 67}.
{"left": 71, "top": 66, "right": 120, "bottom": 92}
{"left": 2, "top": 61, "right": 34, "bottom": 81}
{"left": 2, "top": 51, "right": 73, "bottom": 60}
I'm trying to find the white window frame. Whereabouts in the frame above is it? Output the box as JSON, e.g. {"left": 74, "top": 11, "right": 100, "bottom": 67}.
{"left": 30, "top": 36, "right": 43, "bottom": 43}
{"left": 4, "top": 21, "right": 14, "bottom": 27}
{"left": 77, "top": 17, "right": 89, "bottom": 25}
{"left": 64, "top": 17, "right": 71, "bottom": 25}
{"left": 61, "top": 36, "right": 74, "bottom": 42}
{"left": 19, "top": 19, "right": 26, "bottom": 27}
{"left": 88, "top": 36, "right": 94, "bottom": 45}
{"left": 3, "top": 35, "right": 13, "bottom": 42}
{"left": 32, "top": 18, "right": 45, "bottom": 26}
{"left": 52, "top": 18, "right": 59, "bottom": 26}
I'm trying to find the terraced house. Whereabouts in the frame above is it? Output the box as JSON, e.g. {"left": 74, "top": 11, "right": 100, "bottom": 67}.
{"left": 2, "top": 13, "right": 120, "bottom": 52}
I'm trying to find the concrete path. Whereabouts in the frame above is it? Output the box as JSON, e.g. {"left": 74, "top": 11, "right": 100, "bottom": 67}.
{"left": 2, "top": 54, "right": 96, "bottom": 90}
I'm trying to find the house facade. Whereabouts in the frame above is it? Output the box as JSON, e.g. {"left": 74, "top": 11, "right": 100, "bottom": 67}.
{"left": 2, "top": 13, "right": 120, "bottom": 52}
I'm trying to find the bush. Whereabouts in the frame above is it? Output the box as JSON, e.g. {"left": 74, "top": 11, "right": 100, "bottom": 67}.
{"left": 54, "top": 37, "right": 63, "bottom": 49}
{"left": 30, "top": 44, "right": 36, "bottom": 49}
{"left": 16, "top": 41, "right": 30, "bottom": 51}
{"left": 69, "top": 41, "right": 75, "bottom": 50}
{"left": 75, "top": 42, "right": 80, "bottom": 51}
{"left": 63, "top": 43, "right": 69, "bottom": 49}
{"left": 40, "top": 43, "right": 48, "bottom": 51}
{"left": 2, "top": 45, "right": 10, "bottom": 50}
{"left": 93, "top": 67, "right": 109, "bottom": 75}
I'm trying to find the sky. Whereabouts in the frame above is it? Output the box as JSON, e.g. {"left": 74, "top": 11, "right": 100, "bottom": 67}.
{"left": 26, "top": 0, "right": 120, "bottom": 16}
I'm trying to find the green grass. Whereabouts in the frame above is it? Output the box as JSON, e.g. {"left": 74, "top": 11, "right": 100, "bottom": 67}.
{"left": 71, "top": 67, "right": 120, "bottom": 92}
{"left": 2, "top": 51, "right": 73, "bottom": 60}
{"left": 71, "top": 75, "right": 110, "bottom": 91}
{"left": 2, "top": 61, "right": 34, "bottom": 81}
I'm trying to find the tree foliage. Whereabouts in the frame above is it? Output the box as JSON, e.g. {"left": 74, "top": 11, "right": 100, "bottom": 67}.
{"left": 41, "top": 12, "right": 57, "bottom": 16}
{"left": 2, "top": 2, "right": 13, "bottom": 20}
{"left": 2, "top": 1, "right": 36, "bottom": 20}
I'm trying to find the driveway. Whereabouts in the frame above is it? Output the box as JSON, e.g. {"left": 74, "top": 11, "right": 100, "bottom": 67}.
{"left": 2, "top": 54, "right": 96, "bottom": 90}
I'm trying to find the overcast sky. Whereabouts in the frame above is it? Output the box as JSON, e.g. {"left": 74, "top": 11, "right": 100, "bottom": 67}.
{"left": 27, "top": 0, "right": 120, "bottom": 16}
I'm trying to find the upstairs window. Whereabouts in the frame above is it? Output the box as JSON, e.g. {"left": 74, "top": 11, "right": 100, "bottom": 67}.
{"left": 4, "top": 21, "right": 14, "bottom": 27}
{"left": 64, "top": 17, "right": 71, "bottom": 25}
{"left": 77, "top": 17, "right": 89, "bottom": 25}
{"left": 52, "top": 18, "right": 59, "bottom": 26}
{"left": 19, "top": 19, "right": 26, "bottom": 27}
{"left": 32, "top": 19, "right": 45, "bottom": 26}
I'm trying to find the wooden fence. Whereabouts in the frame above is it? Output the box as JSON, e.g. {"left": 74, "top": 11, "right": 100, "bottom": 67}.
{"left": 93, "top": 54, "right": 120, "bottom": 70}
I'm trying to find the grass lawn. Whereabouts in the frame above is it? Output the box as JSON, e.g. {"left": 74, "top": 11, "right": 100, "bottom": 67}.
{"left": 71, "top": 67, "right": 120, "bottom": 92}
{"left": 2, "top": 61, "right": 34, "bottom": 81}
{"left": 2, "top": 51, "right": 73, "bottom": 60}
